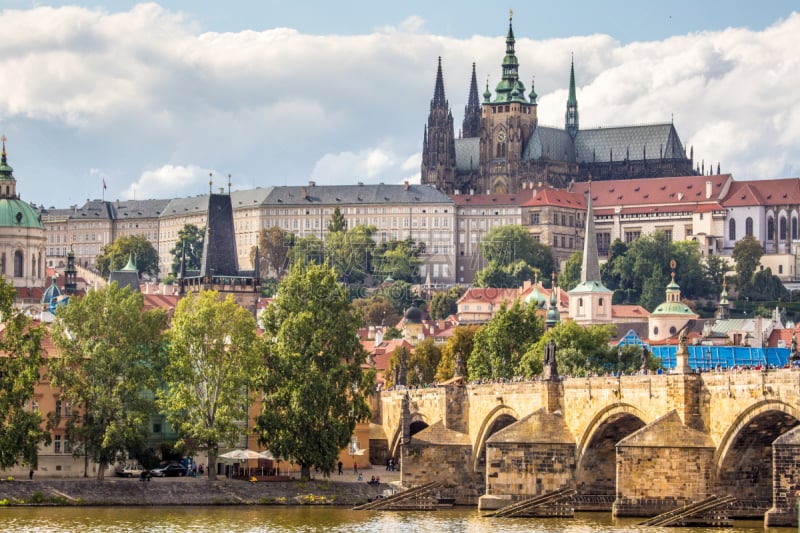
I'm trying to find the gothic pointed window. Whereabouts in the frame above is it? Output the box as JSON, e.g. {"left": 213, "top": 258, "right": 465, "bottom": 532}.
{"left": 729, "top": 219, "right": 736, "bottom": 241}
{"left": 745, "top": 217, "right": 753, "bottom": 237}
{"left": 793, "top": 217, "right": 798, "bottom": 240}
{"left": 767, "top": 216, "right": 774, "bottom": 240}
{"left": 780, "top": 216, "right": 787, "bottom": 241}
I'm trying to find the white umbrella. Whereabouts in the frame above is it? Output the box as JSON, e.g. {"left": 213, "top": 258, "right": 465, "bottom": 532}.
{"left": 219, "top": 449, "right": 263, "bottom": 461}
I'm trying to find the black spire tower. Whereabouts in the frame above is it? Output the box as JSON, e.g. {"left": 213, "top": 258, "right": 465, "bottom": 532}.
{"left": 420, "top": 57, "right": 456, "bottom": 192}
{"left": 462, "top": 63, "right": 481, "bottom": 138}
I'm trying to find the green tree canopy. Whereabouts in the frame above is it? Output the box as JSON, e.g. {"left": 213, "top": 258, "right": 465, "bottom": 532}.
{"left": 251, "top": 226, "right": 291, "bottom": 279}
{"left": 287, "top": 234, "right": 325, "bottom": 268}
{"left": 169, "top": 224, "right": 204, "bottom": 275}
{"left": 96, "top": 234, "right": 160, "bottom": 278}
{"left": 741, "top": 267, "right": 789, "bottom": 302}
{"left": 328, "top": 206, "right": 347, "bottom": 233}
{"left": 385, "top": 338, "right": 441, "bottom": 388}
{"left": 372, "top": 239, "right": 424, "bottom": 284}
{"left": 158, "top": 290, "right": 260, "bottom": 480}
{"left": 429, "top": 285, "right": 464, "bottom": 320}
{"left": 436, "top": 325, "right": 477, "bottom": 382}
{"left": 0, "top": 278, "right": 47, "bottom": 469}
{"left": 479, "top": 225, "right": 555, "bottom": 281}
{"left": 468, "top": 299, "right": 544, "bottom": 380}
{"left": 352, "top": 295, "right": 401, "bottom": 328}
{"left": 559, "top": 251, "right": 582, "bottom": 292}
{"left": 256, "top": 262, "right": 374, "bottom": 480}
{"left": 521, "top": 321, "right": 619, "bottom": 377}
{"left": 49, "top": 283, "right": 168, "bottom": 480}
{"left": 732, "top": 235, "right": 764, "bottom": 290}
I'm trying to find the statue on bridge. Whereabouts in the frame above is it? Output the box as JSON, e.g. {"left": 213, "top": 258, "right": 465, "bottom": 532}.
{"left": 398, "top": 346, "right": 408, "bottom": 387}
{"left": 542, "top": 339, "right": 559, "bottom": 381}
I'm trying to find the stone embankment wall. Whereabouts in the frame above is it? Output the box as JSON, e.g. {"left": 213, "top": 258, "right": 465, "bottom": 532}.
{"left": 0, "top": 478, "right": 384, "bottom": 507}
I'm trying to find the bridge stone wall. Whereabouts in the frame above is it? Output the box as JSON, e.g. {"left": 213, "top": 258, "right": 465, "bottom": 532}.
{"left": 378, "top": 369, "right": 800, "bottom": 523}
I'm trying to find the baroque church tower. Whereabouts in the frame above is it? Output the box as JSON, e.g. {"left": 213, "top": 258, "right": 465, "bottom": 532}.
{"left": 420, "top": 57, "right": 457, "bottom": 193}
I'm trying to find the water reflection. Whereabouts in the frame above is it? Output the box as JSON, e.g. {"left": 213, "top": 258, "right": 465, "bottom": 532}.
{"left": 0, "top": 507, "right": 792, "bottom": 532}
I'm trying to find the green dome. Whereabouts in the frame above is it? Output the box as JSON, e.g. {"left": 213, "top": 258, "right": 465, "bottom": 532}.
{"left": 525, "top": 285, "right": 546, "bottom": 307}
{"left": 652, "top": 302, "right": 695, "bottom": 316}
{"left": 0, "top": 198, "right": 44, "bottom": 229}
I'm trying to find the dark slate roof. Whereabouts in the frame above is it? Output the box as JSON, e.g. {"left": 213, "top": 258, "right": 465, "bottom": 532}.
{"left": 108, "top": 271, "right": 140, "bottom": 292}
{"left": 69, "top": 199, "right": 114, "bottom": 220}
{"left": 161, "top": 195, "right": 211, "bottom": 217}
{"left": 231, "top": 187, "right": 273, "bottom": 209}
{"left": 263, "top": 183, "right": 454, "bottom": 206}
{"left": 200, "top": 194, "right": 239, "bottom": 276}
{"left": 574, "top": 123, "right": 686, "bottom": 164}
{"left": 524, "top": 125, "right": 576, "bottom": 163}
{"left": 112, "top": 199, "right": 170, "bottom": 220}
{"left": 454, "top": 137, "right": 480, "bottom": 173}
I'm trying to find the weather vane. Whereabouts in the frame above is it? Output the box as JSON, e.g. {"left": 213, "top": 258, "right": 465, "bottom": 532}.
{"left": 509, "top": 8, "right": 513, "bottom": 21}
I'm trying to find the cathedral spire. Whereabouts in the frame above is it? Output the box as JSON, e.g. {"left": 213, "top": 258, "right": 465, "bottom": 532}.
{"left": 580, "top": 178, "right": 601, "bottom": 283}
{"left": 494, "top": 11, "right": 524, "bottom": 103}
{"left": 462, "top": 62, "right": 481, "bottom": 138}
{"left": 565, "top": 54, "right": 579, "bottom": 139}
{"left": 433, "top": 56, "right": 447, "bottom": 108}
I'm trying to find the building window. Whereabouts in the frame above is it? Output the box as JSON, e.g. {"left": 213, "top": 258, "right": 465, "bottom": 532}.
{"left": 779, "top": 264, "right": 784, "bottom": 274}
{"left": 624, "top": 231, "right": 640, "bottom": 244}
{"left": 530, "top": 212, "right": 539, "bottom": 224}
{"left": 746, "top": 217, "right": 753, "bottom": 237}
{"left": 597, "top": 233, "right": 611, "bottom": 255}
{"left": 64, "top": 436, "right": 71, "bottom": 453}
{"left": 780, "top": 216, "right": 788, "bottom": 241}
{"left": 54, "top": 435, "right": 61, "bottom": 453}
{"left": 13, "top": 250, "right": 23, "bottom": 277}
{"left": 729, "top": 219, "right": 736, "bottom": 241}
{"left": 768, "top": 216, "right": 775, "bottom": 239}
{"left": 793, "top": 218, "right": 798, "bottom": 241}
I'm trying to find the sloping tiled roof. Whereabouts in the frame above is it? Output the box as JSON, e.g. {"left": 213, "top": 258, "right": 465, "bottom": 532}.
{"left": 264, "top": 183, "right": 453, "bottom": 206}
{"left": 454, "top": 137, "right": 480, "bottom": 173}
{"left": 571, "top": 174, "right": 731, "bottom": 208}
{"left": 449, "top": 191, "right": 533, "bottom": 206}
{"left": 722, "top": 178, "right": 800, "bottom": 207}
{"left": 457, "top": 287, "right": 520, "bottom": 306}
{"left": 522, "top": 186, "right": 585, "bottom": 209}
{"left": 523, "top": 126, "right": 576, "bottom": 163}
{"left": 112, "top": 199, "right": 170, "bottom": 219}
{"left": 612, "top": 305, "right": 650, "bottom": 319}
{"left": 574, "top": 123, "right": 686, "bottom": 164}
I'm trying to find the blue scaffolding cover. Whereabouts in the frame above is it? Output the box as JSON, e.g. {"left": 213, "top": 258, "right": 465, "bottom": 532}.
{"left": 650, "top": 345, "right": 789, "bottom": 370}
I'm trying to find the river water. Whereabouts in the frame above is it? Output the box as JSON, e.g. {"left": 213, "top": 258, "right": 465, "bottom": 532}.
{"left": 0, "top": 507, "right": 794, "bottom": 532}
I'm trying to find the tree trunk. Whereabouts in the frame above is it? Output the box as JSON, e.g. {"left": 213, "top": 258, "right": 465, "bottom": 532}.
{"left": 207, "top": 449, "right": 217, "bottom": 481}
{"left": 96, "top": 459, "right": 107, "bottom": 481}
{"left": 301, "top": 464, "right": 311, "bottom": 481}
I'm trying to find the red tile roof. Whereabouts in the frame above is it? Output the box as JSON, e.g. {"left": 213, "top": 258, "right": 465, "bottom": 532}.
{"left": 722, "top": 178, "right": 800, "bottom": 207}
{"left": 522, "top": 187, "right": 586, "bottom": 209}
{"left": 449, "top": 190, "right": 534, "bottom": 206}
{"left": 571, "top": 174, "right": 732, "bottom": 208}
{"left": 612, "top": 305, "right": 651, "bottom": 319}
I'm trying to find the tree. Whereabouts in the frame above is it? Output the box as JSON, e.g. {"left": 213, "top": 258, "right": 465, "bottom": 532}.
{"left": 251, "top": 226, "right": 291, "bottom": 279}
{"left": 640, "top": 265, "right": 668, "bottom": 312}
{"left": 703, "top": 254, "right": 730, "bottom": 299}
{"left": 256, "top": 262, "right": 373, "bottom": 480}
{"left": 373, "top": 240, "right": 423, "bottom": 284}
{"left": 732, "top": 235, "right": 764, "bottom": 290}
{"left": 287, "top": 234, "right": 325, "bottom": 268}
{"left": 158, "top": 290, "right": 260, "bottom": 481}
{"left": 385, "top": 338, "right": 441, "bottom": 387}
{"left": 429, "top": 285, "right": 464, "bottom": 320}
{"left": 559, "top": 251, "right": 582, "bottom": 292}
{"left": 328, "top": 206, "right": 347, "bottom": 233}
{"left": 468, "top": 300, "right": 544, "bottom": 380}
{"left": 436, "top": 326, "right": 477, "bottom": 381}
{"left": 169, "top": 224, "right": 204, "bottom": 275}
{"left": 0, "top": 278, "right": 47, "bottom": 470}
{"left": 520, "top": 321, "right": 619, "bottom": 377}
{"left": 742, "top": 267, "right": 789, "bottom": 302}
{"left": 479, "top": 225, "right": 555, "bottom": 280}
{"left": 352, "top": 296, "right": 401, "bottom": 328}
{"left": 326, "top": 224, "right": 376, "bottom": 285}
{"left": 49, "top": 283, "right": 168, "bottom": 480}
{"left": 96, "top": 235, "right": 160, "bottom": 278}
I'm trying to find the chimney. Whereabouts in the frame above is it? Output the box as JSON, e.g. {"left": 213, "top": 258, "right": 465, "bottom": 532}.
{"left": 706, "top": 180, "right": 712, "bottom": 199}
{"left": 308, "top": 180, "right": 316, "bottom": 187}
{"left": 403, "top": 181, "right": 409, "bottom": 191}
{"left": 677, "top": 192, "right": 684, "bottom": 201}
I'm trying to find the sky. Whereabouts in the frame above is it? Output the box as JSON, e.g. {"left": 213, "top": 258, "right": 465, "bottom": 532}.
{"left": 0, "top": 1, "right": 798, "bottom": 208}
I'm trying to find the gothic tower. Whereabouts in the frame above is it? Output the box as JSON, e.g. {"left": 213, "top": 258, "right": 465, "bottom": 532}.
{"left": 565, "top": 55, "right": 579, "bottom": 139}
{"left": 420, "top": 57, "right": 457, "bottom": 192}
{"left": 462, "top": 63, "right": 481, "bottom": 138}
{"left": 479, "top": 12, "right": 538, "bottom": 194}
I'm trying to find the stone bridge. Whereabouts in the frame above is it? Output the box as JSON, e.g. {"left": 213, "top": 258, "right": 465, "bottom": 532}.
{"left": 374, "top": 369, "right": 800, "bottom": 526}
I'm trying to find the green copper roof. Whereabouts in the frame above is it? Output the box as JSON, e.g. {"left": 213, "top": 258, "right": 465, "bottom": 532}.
{"left": 569, "top": 280, "right": 613, "bottom": 294}
{"left": 122, "top": 253, "right": 137, "bottom": 272}
{"left": 651, "top": 301, "right": 696, "bottom": 316}
{"left": 0, "top": 198, "right": 44, "bottom": 229}
{"left": 493, "top": 15, "right": 528, "bottom": 104}
{"left": 0, "top": 138, "right": 13, "bottom": 180}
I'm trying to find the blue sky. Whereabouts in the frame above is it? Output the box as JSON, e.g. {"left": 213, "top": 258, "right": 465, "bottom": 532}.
{"left": 0, "top": 2, "right": 798, "bottom": 207}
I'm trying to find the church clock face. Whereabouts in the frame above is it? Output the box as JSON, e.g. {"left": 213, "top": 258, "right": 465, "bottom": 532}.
{"left": 496, "top": 130, "right": 506, "bottom": 142}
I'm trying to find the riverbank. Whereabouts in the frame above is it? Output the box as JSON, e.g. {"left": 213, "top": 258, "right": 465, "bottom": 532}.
{"left": 0, "top": 475, "right": 397, "bottom": 507}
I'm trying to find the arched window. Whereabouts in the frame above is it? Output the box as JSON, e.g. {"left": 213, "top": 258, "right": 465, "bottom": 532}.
{"left": 746, "top": 217, "right": 754, "bottom": 237}
{"left": 729, "top": 219, "right": 736, "bottom": 241}
{"left": 767, "top": 216, "right": 775, "bottom": 239}
{"left": 793, "top": 218, "right": 798, "bottom": 240}
{"left": 780, "top": 217, "right": 788, "bottom": 241}
{"left": 578, "top": 297, "right": 583, "bottom": 307}
{"left": 13, "top": 250, "right": 23, "bottom": 277}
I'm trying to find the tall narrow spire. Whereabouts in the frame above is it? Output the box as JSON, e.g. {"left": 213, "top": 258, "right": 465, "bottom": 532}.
{"left": 432, "top": 56, "right": 447, "bottom": 108}
{"left": 462, "top": 62, "right": 481, "bottom": 138}
{"left": 565, "top": 54, "right": 579, "bottom": 139}
{"left": 580, "top": 180, "right": 601, "bottom": 283}
{"left": 494, "top": 12, "right": 525, "bottom": 103}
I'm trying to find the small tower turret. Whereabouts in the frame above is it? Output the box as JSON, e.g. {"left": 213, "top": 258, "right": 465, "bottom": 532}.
{"left": 565, "top": 54, "right": 579, "bottom": 139}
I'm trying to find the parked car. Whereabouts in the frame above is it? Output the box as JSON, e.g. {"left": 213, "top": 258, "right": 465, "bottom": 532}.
{"left": 115, "top": 463, "right": 146, "bottom": 478}
{"left": 150, "top": 463, "right": 187, "bottom": 477}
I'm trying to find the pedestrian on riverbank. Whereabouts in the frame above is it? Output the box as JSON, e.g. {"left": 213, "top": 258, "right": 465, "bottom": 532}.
{"left": 29, "top": 469, "right": 33, "bottom": 480}
{"left": 353, "top": 461, "right": 358, "bottom": 475}
{"left": 337, "top": 461, "right": 343, "bottom": 475}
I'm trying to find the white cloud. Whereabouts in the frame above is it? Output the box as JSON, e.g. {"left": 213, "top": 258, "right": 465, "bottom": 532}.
{"left": 0, "top": 6, "right": 797, "bottom": 208}
{"left": 122, "top": 164, "right": 211, "bottom": 200}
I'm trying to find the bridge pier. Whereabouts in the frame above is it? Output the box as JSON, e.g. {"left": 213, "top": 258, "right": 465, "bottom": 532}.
{"left": 765, "top": 426, "right": 800, "bottom": 527}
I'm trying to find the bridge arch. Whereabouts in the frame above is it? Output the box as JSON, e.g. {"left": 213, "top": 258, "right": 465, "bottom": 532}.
{"left": 576, "top": 403, "right": 648, "bottom": 500}
{"left": 388, "top": 412, "right": 431, "bottom": 459}
{"left": 471, "top": 405, "right": 520, "bottom": 473}
{"left": 714, "top": 400, "right": 800, "bottom": 507}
